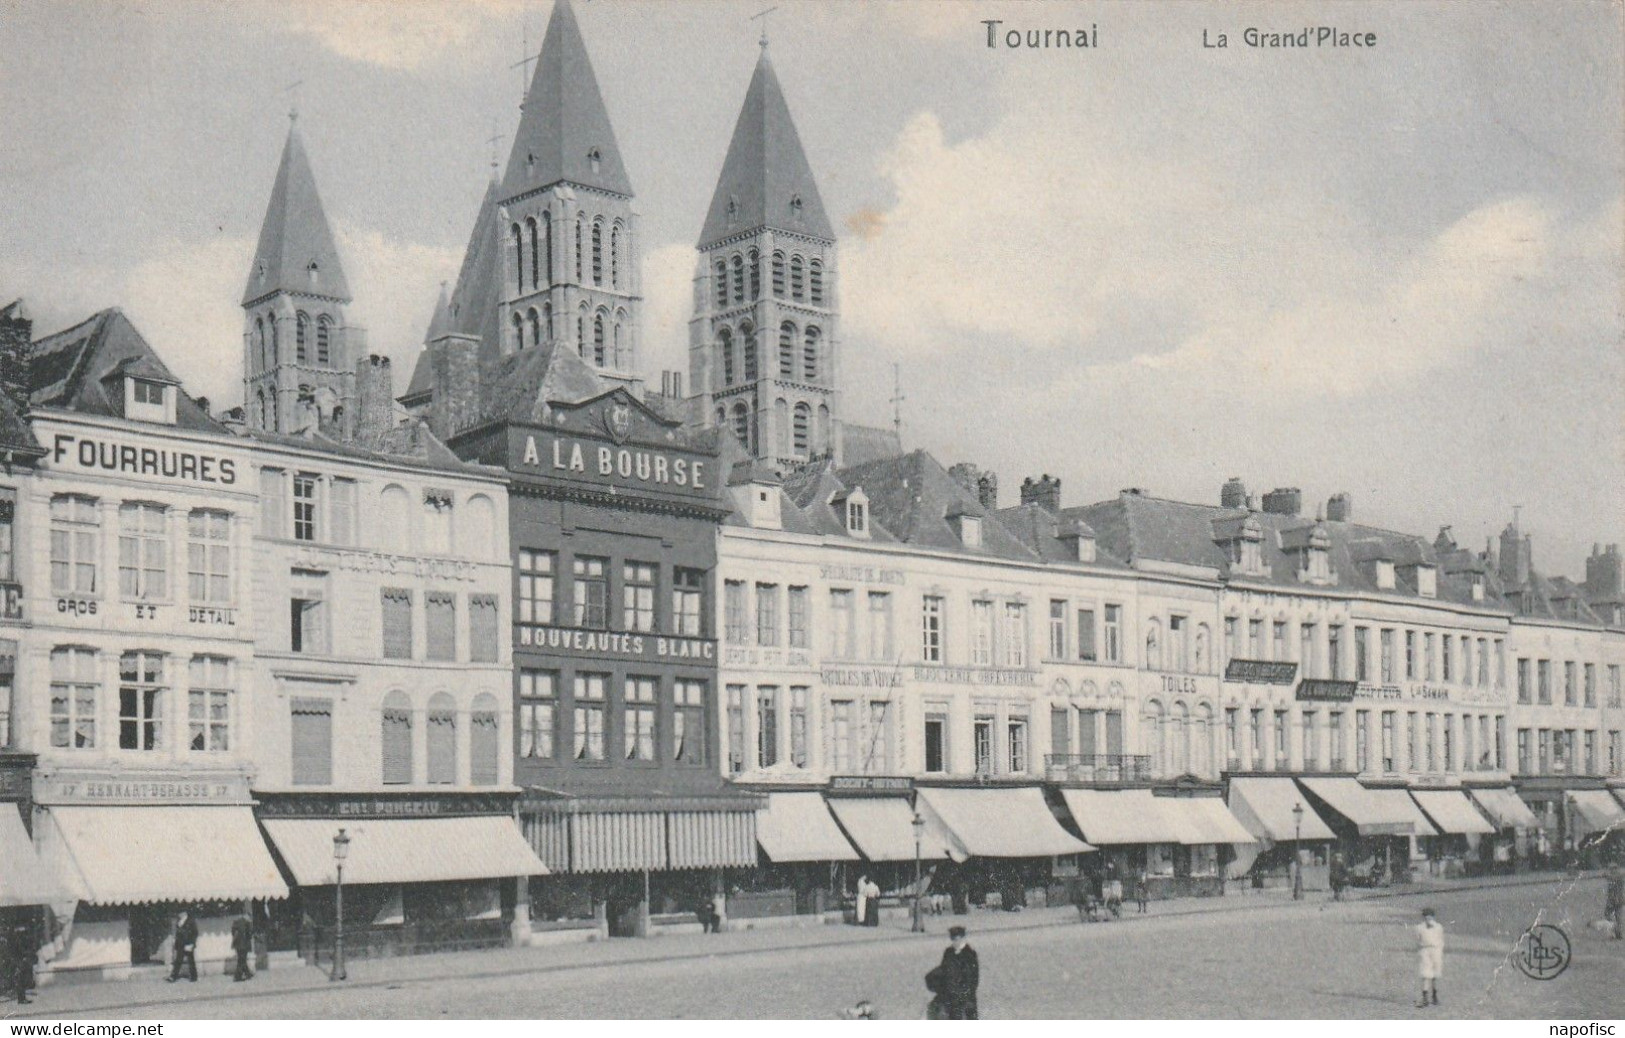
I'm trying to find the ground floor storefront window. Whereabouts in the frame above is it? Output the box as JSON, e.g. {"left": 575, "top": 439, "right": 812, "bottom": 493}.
{"left": 271, "top": 880, "right": 514, "bottom": 963}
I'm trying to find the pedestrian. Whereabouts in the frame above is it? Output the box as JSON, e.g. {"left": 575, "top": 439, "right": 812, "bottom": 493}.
{"left": 1413, "top": 906, "right": 1444, "bottom": 1008}
{"left": 1103, "top": 862, "right": 1123, "bottom": 919}
{"left": 709, "top": 890, "right": 726, "bottom": 934}
{"left": 167, "top": 909, "right": 198, "bottom": 983}
{"left": 854, "top": 874, "right": 870, "bottom": 927}
{"left": 864, "top": 875, "right": 882, "bottom": 926}
{"left": 1135, "top": 867, "right": 1150, "bottom": 913}
{"left": 7, "top": 916, "right": 34, "bottom": 1005}
{"left": 933, "top": 925, "right": 979, "bottom": 1020}
{"left": 1604, "top": 864, "right": 1625, "bottom": 941}
{"left": 1329, "top": 854, "right": 1347, "bottom": 902}
{"left": 230, "top": 915, "right": 254, "bottom": 981}
{"left": 1070, "top": 877, "right": 1091, "bottom": 923}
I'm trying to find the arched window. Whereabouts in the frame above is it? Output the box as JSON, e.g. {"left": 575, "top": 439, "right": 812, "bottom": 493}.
{"left": 379, "top": 484, "right": 411, "bottom": 552}
{"left": 803, "top": 326, "right": 821, "bottom": 381}
{"left": 1143, "top": 699, "right": 1165, "bottom": 776}
{"left": 577, "top": 305, "right": 587, "bottom": 357}
{"left": 268, "top": 314, "right": 278, "bottom": 366}
{"left": 512, "top": 222, "right": 525, "bottom": 292}
{"left": 1171, "top": 702, "right": 1190, "bottom": 775}
{"left": 542, "top": 211, "right": 553, "bottom": 283}
{"left": 718, "top": 327, "right": 735, "bottom": 386}
{"left": 610, "top": 223, "right": 621, "bottom": 289}
{"left": 778, "top": 321, "right": 796, "bottom": 377}
{"left": 381, "top": 690, "right": 413, "bottom": 785}
{"left": 816, "top": 404, "right": 830, "bottom": 452}
{"left": 575, "top": 215, "right": 585, "bottom": 281}
{"left": 790, "top": 255, "right": 805, "bottom": 301}
{"left": 511, "top": 311, "right": 525, "bottom": 352}
{"left": 715, "top": 406, "right": 726, "bottom": 428}
{"left": 592, "top": 312, "right": 606, "bottom": 366}
{"left": 256, "top": 390, "right": 266, "bottom": 430}
{"left": 316, "top": 316, "right": 332, "bottom": 365}
{"left": 526, "top": 217, "right": 539, "bottom": 291}
{"left": 731, "top": 254, "right": 745, "bottom": 303}
{"left": 464, "top": 494, "right": 496, "bottom": 558}
{"left": 810, "top": 259, "right": 825, "bottom": 306}
{"left": 741, "top": 321, "right": 758, "bottom": 382}
{"left": 731, "top": 402, "right": 750, "bottom": 448}
{"left": 542, "top": 299, "right": 553, "bottom": 341}
{"left": 426, "top": 691, "right": 457, "bottom": 784}
{"left": 470, "top": 692, "right": 501, "bottom": 786}
{"left": 774, "top": 398, "right": 789, "bottom": 454}
{"left": 771, "top": 251, "right": 786, "bottom": 297}
{"left": 591, "top": 218, "right": 603, "bottom": 285}
{"left": 528, "top": 308, "right": 541, "bottom": 351}
{"left": 255, "top": 317, "right": 266, "bottom": 369}
{"left": 614, "top": 308, "right": 628, "bottom": 368}
{"left": 748, "top": 249, "right": 761, "bottom": 299}
{"left": 793, "top": 402, "right": 811, "bottom": 456}
{"left": 1194, "top": 624, "right": 1211, "bottom": 674}
{"left": 1193, "top": 704, "right": 1213, "bottom": 777}
{"left": 1145, "top": 619, "right": 1163, "bottom": 671}
{"left": 714, "top": 260, "right": 727, "bottom": 309}
{"left": 295, "top": 312, "right": 309, "bottom": 364}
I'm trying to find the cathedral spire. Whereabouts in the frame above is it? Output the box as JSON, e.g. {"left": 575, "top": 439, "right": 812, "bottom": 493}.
{"left": 502, "top": 0, "right": 632, "bottom": 199}
{"left": 242, "top": 123, "right": 350, "bottom": 306}
{"left": 698, "top": 46, "right": 833, "bottom": 249}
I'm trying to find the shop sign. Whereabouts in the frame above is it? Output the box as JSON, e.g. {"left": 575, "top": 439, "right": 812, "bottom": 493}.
{"left": 1224, "top": 659, "right": 1299, "bottom": 685}
{"left": 818, "top": 563, "right": 905, "bottom": 586}
{"left": 724, "top": 647, "right": 813, "bottom": 668}
{"left": 829, "top": 775, "right": 914, "bottom": 793}
{"left": 821, "top": 666, "right": 904, "bottom": 689}
{"left": 36, "top": 769, "right": 253, "bottom": 805}
{"left": 46, "top": 429, "right": 241, "bottom": 486}
{"left": 1354, "top": 682, "right": 1504, "bottom": 707}
{"left": 188, "top": 606, "right": 238, "bottom": 626}
{"left": 256, "top": 792, "right": 517, "bottom": 817}
{"left": 508, "top": 427, "right": 714, "bottom": 500}
{"left": 289, "top": 546, "right": 479, "bottom": 583}
{"left": 0, "top": 582, "right": 21, "bottom": 621}
{"left": 912, "top": 665, "right": 1036, "bottom": 687}
{"left": 517, "top": 622, "right": 716, "bottom": 663}
{"left": 1296, "top": 679, "right": 1357, "bottom": 702}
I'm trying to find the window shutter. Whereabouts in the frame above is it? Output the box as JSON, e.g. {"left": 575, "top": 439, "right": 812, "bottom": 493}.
{"left": 1078, "top": 708, "right": 1098, "bottom": 756}
{"left": 469, "top": 595, "right": 499, "bottom": 663}
{"left": 381, "top": 708, "right": 413, "bottom": 784}
{"left": 426, "top": 708, "right": 456, "bottom": 783}
{"left": 259, "top": 468, "right": 285, "bottom": 537}
{"left": 330, "top": 479, "right": 358, "bottom": 546}
{"left": 470, "top": 711, "right": 499, "bottom": 785}
{"left": 1078, "top": 609, "right": 1096, "bottom": 659}
{"left": 1050, "top": 706, "right": 1070, "bottom": 758}
{"left": 290, "top": 698, "right": 332, "bottom": 785}
{"left": 426, "top": 593, "right": 456, "bottom": 661}
{"left": 381, "top": 588, "right": 413, "bottom": 659}
{"left": 1104, "top": 710, "right": 1124, "bottom": 757}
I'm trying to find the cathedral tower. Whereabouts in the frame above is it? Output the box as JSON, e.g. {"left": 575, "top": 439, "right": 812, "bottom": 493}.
{"left": 689, "top": 39, "right": 839, "bottom": 467}
{"left": 241, "top": 120, "right": 356, "bottom": 436}
{"left": 496, "top": 0, "right": 641, "bottom": 390}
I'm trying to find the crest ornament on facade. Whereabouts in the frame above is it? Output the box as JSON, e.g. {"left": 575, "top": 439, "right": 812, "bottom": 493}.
{"left": 605, "top": 400, "right": 633, "bottom": 444}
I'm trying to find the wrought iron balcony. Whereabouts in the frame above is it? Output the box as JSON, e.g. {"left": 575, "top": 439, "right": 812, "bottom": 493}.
{"left": 1043, "top": 754, "right": 1154, "bottom": 784}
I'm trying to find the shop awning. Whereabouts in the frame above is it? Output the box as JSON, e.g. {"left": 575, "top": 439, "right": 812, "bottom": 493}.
{"left": 1410, "top": 791, "right": 1495, "bottom": 836}
{"left": 826, "top": 796, "right": 956, "bottom": 862}
{"left": 916, "top": 787, "right": 1093, "bottom": 859}
{"left": 43, "top": 806, "right": 288, "bottom": 904}
{"left": 1169, "top": 797, "right": 1259, "bottom": 846}
{"left": 1227, "top": 778, "right": 1335, "bottom": 843}
{"left": 1466, "top": 787, "right": 1542, "bottom": 830}
{"left": 1569, "top": 790, "right": 1625, "bottom": 836}
{"left": 569, "top": 811, "right": 665, "bottom": 872}
{"left": 0, "top": 807, "right": 67, "bottom": 907}
{"left": 756, "top": 793, "right": 859, "bottom": 863}
{"left": 1058, "top": 789, "right": 1194, "bottom": 845}
{"left": 262, "top": 815, "right": 546, "bottom": 885}
{"left": 668, "top": 809, "right": 758, "bottom": 869}
{"left": 1300, "top": 778, "right": 1436, "bottom": 837}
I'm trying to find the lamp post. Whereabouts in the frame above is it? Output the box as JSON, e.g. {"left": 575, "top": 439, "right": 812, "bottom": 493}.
{"left": 911, "top": 812, "right": 926, "bottom": 933}
{"left": 1291, "top": 802, "right": 1304, "bottom": 901}
{"left": 331, "top": 827, "right": 350, "bottom": 982}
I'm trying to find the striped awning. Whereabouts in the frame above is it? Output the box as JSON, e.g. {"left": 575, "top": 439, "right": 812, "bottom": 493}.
{"left": 1466, "top": 787, "right": 1541, "bottom": 830}
{"left": 44, "top": 806, "right": 288, "bottom": 905}
{"left": 1226, "top": 778, "right": 1335, "bottom": 843}
{"left": 757, "top": 793, "right": 859, "bottom": 863}
{"left": 1410, "top": 790, "right": 1495, "bottom": 836}
{"left": 1168, "top": 797, "right": 1258, "bottom": 846}
{"left": 826, "top": 796, "right": 955, "bottom": 862}
{"left": 1569, "top": 790, "right": 1625, "bottom": 835}
{"left": 917, "top": 787, "right": 1093, "bottom": 859}
{"left": 571, "top": 811, "right": 666, "bottom": 872}
{"left": 1301, "top": 778, "right": 1435, "bottom": 837}
{"left": 0, "top": 807, "right": 66, "bottom": 907}
{"left": 1059, "top": 789, "right": 1192, "bottom": 845}
{"left": 262, "top": 815, "right": 546, "bottom": 885}
{"left": 668, "top": 809, "right": 757, "bottom": 868}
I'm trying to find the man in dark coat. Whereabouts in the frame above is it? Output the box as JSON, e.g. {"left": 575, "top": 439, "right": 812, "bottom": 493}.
{"left": 166, "top": 910, "right": 198, "bottom": 983}
{"left": 6, "top": 916, "right": 34, "bottom": 1005}
{"left": 230, "top": 916, "right": 254, "bottom": 981}
{"left": 936, "top": 925, "right": 979, "bottom": 1019}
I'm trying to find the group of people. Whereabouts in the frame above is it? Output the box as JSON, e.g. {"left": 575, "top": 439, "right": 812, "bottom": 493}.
{"left": 852, "top": 875, "right": 882, "bottom": 927}
{"left": 164, "top": 910, "right": 257, "bottom": 984}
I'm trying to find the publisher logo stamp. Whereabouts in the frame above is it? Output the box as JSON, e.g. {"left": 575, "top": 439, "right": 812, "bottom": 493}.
{"left": 1514, "top": 924, "right": 1571, "bottom": 980}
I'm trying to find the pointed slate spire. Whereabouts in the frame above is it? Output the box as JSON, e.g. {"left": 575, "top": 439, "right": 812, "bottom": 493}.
{"left": 502, "top": 0, "right": 633, "bottom": 199}
{"left": 447, "top": 176, "right": 505, "bottom": 363}
{"left": 699, "top": 44, "right": 833, "bottom": 249}
{"left": 425, "top": 281, "right": 453, "bottom": 342}
{"left": 242, "top": 123, "right": 351, "bottom": 305}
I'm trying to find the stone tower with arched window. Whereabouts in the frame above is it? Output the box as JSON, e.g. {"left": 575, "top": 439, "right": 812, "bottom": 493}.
{"left": 688, "top": 40, "right": 840, "bottom": 468}
{"left": 496, "top": 0, "right": 640, "bottom": 390}
{"left": 241, "top": 121, "right": 356, "bottom": 437}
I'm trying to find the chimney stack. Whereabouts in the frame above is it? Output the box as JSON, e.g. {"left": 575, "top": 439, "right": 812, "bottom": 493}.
{"left": 430, "top": 336, "right": 481, "bottom": 440}
{"left": 1020, "top": 474, "right": 1062, "bottom": 514}
{"left": 977, "top": 473, "right": 998, "bottom": 510}
{"left": 1499, "top": 522, "right": 1531, "bottom": 588}
{"left": 1220, "top": 477, "right": 1247, "bottom": 509}
{"left": 949, "top": 463, "right": 998, "bottom": 509}
{"left": 1585, "top": 540, "right": 1625, "bottom": 598}
{"left": 354, "top": 354, "right": 394, "bottom": 444}
{"left": 0, "top": 300, "right": 32, "bottom": 406}
{"left": 1326, "top": 493, "right": 1352, "bottom": 523}
{"left": 1261, "top": 487, "right": 1302, "bottom": 517}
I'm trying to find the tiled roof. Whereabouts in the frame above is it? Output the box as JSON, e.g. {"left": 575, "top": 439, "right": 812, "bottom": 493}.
{"left": 473, "top": 339, "right": 606, "bottom": 428}
{"left": 698, "top": 46, "right": 833, "bottom": 248}
{"left": 241, "top": 125, "right": 350, "bottom": 305}
{"left": 836, "top": 450, "right": 1036, "bottom": 559}
{"left": 400, "top": 284, "right": 452, "bottom": 404}
{"left": 841, "top": 422, "right": 903, "bottom": 467}
{"left": 994, "top": 503, "right": 1127, "bottom": 568}
{"left": 29, "top": 309, "right": 224, "bottom": 433}
{"left": 242, "top": 419, "right": 479, "bottom": 476}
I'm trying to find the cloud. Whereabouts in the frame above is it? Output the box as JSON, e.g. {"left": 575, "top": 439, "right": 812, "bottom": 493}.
{"left": 641, "top": 243, "right": 697, "bottom": 380}
{"left": 282, "top": 0, "right": 519, "bottom": 72}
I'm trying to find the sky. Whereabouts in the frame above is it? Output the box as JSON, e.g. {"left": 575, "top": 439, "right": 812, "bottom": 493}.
{"left": 1, "top": 0, "right": 1620, "bottom": 578}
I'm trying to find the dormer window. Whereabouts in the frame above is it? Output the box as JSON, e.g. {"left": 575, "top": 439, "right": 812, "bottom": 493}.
{"left": 847, "top": 499, "right": 867, "bottom": 536}
{"left": 1471, "top": 576, "right": 1485, "bottom": 602}
{"left": 751, "top": 486, "right": 781, "bottom": 530}
{"left": 1415, "top": 565, "right": 1437, "bottom": 598}
{"left": 960, "top": 515, "right": 983, "bottom": 548}
{"left": 1375, "top": 559, "right": 1395, "bottom": 590}
{"left": 1060, "top": 522, "right": 1097, "bottom": 563}
{"left": 125, "top": 378, "right": 174, "bottom": 424}
{"left": 587, "top": 148, "right": 602, "bottom": 174}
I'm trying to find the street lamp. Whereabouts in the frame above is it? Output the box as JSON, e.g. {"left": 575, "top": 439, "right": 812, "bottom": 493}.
{"left": 911, "top": 812, "right": 926, "bottom": 933}
{"left": 1291, "top": 802, "right": 1304, "bottom": 901}
{"left": 331, "top": 827, "right": 350, "bottom": 982}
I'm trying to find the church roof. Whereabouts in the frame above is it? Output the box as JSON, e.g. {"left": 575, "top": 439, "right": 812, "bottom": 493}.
{"left": 29, "top": 309, "right": 224, "bottom": 433}
{"left": 241, "top": 124, "right": 351, "bottom": 306}
{"left": 502, "top": 0, "right": 633, "bottom": 200}
{"left": 699, "top": 45, "right": 834, "bottom": 249}
{"left": 474, "top": 338, "right": 606, "bottom": 428}
{"left": 450, "top": 177, "right": 506, "bottom": 366}
{"left": 399, "top": 284, "right": 452, "bottom": 404}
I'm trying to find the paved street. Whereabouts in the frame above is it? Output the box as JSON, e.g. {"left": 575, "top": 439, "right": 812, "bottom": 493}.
{"left": 7, "top": 876, "right": 1620, "bottom": 1020}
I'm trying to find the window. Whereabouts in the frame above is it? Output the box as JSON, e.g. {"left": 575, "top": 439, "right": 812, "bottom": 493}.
{"left": 1609, "top": 666, "right": 1622, "bottom": 708}
{"left": 116, "top": 503, "right": 168, "bottom": 599}
{"left": 1353, "top": 627, "right": 1370, "bottom": 680}
{"left": 592, "top": 220, "right": 604, "bottom": 285}
{"left": 771, "top": 251, "right": 786, "bottom": 297}
{"left": 828, "top": 698, "right": 854, "bottom": 772}
{"left": 727, "top": 684, "right": 747, "bottom": 772}
{"left": 50, "top": 494, "right": 100, "bottom": 594}
{"left": 973, "top": 714, "right": 995, "bottom": 774}
{"left": 616, "top": 561, "right": 657, "bottom": 633}
{"left": 380, "top": 588, "right": 414, "bottom": 659}
{"left": 845, "top": 498, "right": 867, "bottom": 535}
{"left": 787, "top": 585, "right": 809, "bottom": 649}
{"left": 0, "top": 663, "right": 10, "bottom": 751}
{"left": 0, "top": 489, "right": 13, "bottom": 582}
{"left": 809, "top": 260, "right": 824, "bottom": 305}
{"left": 519, "top": 670, "right": 557, "bottom": 760}
{"left": 518, "top": 550, "right": 555, "bottom": 625}
{"left": 673, "top": 568, "right": 705, "bottom": 637}
{"left": 1564, "top": 661, "right": 1577, "bottom": 706}
{"left": 724, "top": 580, "right": 749, "bottom": 643}
{"left": 1584, "top": 663, "right": 1597, "bottom": 707}
{"left": 756, "top": 583, "right": 780, "bottom": 647}
{"left": 316, "top": 316, "right": 332, "bottom": 364}
{"left": 755, "top": 686, "right": 779, "bottom": 767}
{"left": 674, "top": 679, "right": 706, "bottom": 764}
{"left": 381, "top": 691, "right": 413, "bottom": 783}
{"left": 788, "top": 686, "right": 809, "bottom": 767}
{"left": 792, "top": 403, "right": 811, "bottom": 455}
{"left": 1404, "top": 631, "right": 1417, "bottom": 680}
{"left": 922, "top": 595, "right": 945, "bottom": 663}
{"left": 626, "top": 677, "right": 657, "bottom": 761}
{"left": 1584, "top": 730, "right": 1597, "bottom": 775}
{"left": 868, "top": 592, "right": 894, "bottom": 660}
{"left": 1249, "top": 708, "right": 1264, "bottom": 762}
{"left": 1381, "top": 711, "right": 1396, "bottom": 771}
{"left": 426, "top": 693, "right": 456, "bottom": 784}
{"left": 1301, "top": 622, "right": 1318, "bottom": 677}
{"left": 426, "top": 592, "right": 457, "bottom": 661}
{"left": 1001, "top": 602, "right": 1027, "bottom": 667}
{"left": 1068, "top": 607, "right": 1097, "bottom": 662}
{"left": 1355, "top": 710, "right": 1370, "bottom": 771}
{"left": 1273, "top": 709, "right": 1288, "bottom": 763}
{"left": 468, "top": 595, "right": 499, "bottom": 663}
{"left": 1536, "top": 659, "right": 1553, "bottom": 704}
{"left": 471, "top": 695, "right": 500, "bottom": 786}
{"left": 1517, "top": 728, "right": 1531, "bottom": 774}
{"left": 1269, "top": 621, "right": 1285, "bottom": 662}
{"left": 290, "top": 569, "right": 329, "bottom": 654}
{"left": 1169, "top": 615, "right": 1188, "bottom": 672}
{"left": 861, "top": 700, "right": 891, "bottom": 772}
{"left": 1517, "top": 658, "right": 1532, "bottom": 704}
{"left": 1611, "top": 731, "right": 1622, "bottom": 777}
{"left": 118, "top": 651, "right": 165, "bottom": 751}
{"left": 1224, "top": 707, "right": 1240, "bottom": 762}
{"left": 1224, "top": 617, "right": 1240, "bottom": 660}
{"left": 971, "top": 600, "right": 995, "bottom": 666}
{"left": 573, "top": 673, "right": 607, "bottom": 761}
{"left": 1049, "top": 600, "right": 1067, "bottom": 659}
{"left": 1007, "top": 716, "right": 1029, "bottom": 773}
{"left": 572, "top": 556, "right": 608, "bottom": 628}
{"left": 1380, "top": 629, "right": 1396, "bottom": 684}
{"left": 1443, "top": 636, "right": 1454, "bottom": 683}
{"left": 1327, "top": 625, "right": 1343, "bottom": 679}
{"left": 186, "top": 510, "right": 232, "bottom": 603}
{"left": 290, "top": 698, "right": 333, "bottom": 785}
{"left": 1249, "top": 618, "right": 1264, "bottom": 659}
{"left": 1104, "top": 604, "right": 1123, "bottom": 663}
{"left": 422, "top": 491, "right": 453, "bottom": 555}
{"left": 1478, "top": 639, "right": 1490, "bottom": 687}
{"left": 829, "top": 589, "right": 856, "bottom": 659}
{"left": 292, "top": 474, "right": 319, "bottom": 542}
{"left": 924, "top": 710, "right": 947, "bottom": 773}
{"left": 1302, "top": 710, "right": 1317, "bottom": 767}
{"left": 1406, "top": 713, "right": 1421, "bottom": 772}
{"left": 50, "top": 647, "right": 98, "bottom": 749}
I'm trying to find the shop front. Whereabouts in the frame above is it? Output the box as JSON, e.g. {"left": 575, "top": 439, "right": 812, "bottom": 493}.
{"left": 821, "top": 780, "right": 958, "bottom": 917}
{"left": 1057, "top": 788, "right": 1253, "bottom": 900}
{"left": 256, "top": 791, "right": 544, "bottom": 963}
{"left": 1465, "top": 785, "right": 1541, "bottom": 872}
{"left": 1567, "top": 789, "right": 1625, "bottom": 864}
{"left": 1226, "top": 776, "right": 1336, "bottom": 890}
{"left": 913, "top": 786, "right": 1092, "bottom": 911}
{"left": 1, "top": 799, "right": 64, "bottom": 994}
{"left": 749, "top": 791, "right": 860, "bottom": 918}
{"left": 1409, "top": 789, "right": 1496, "bottom": 877}
{"left": 1298, "top": 777, "right": 1436, "bottom": 885}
